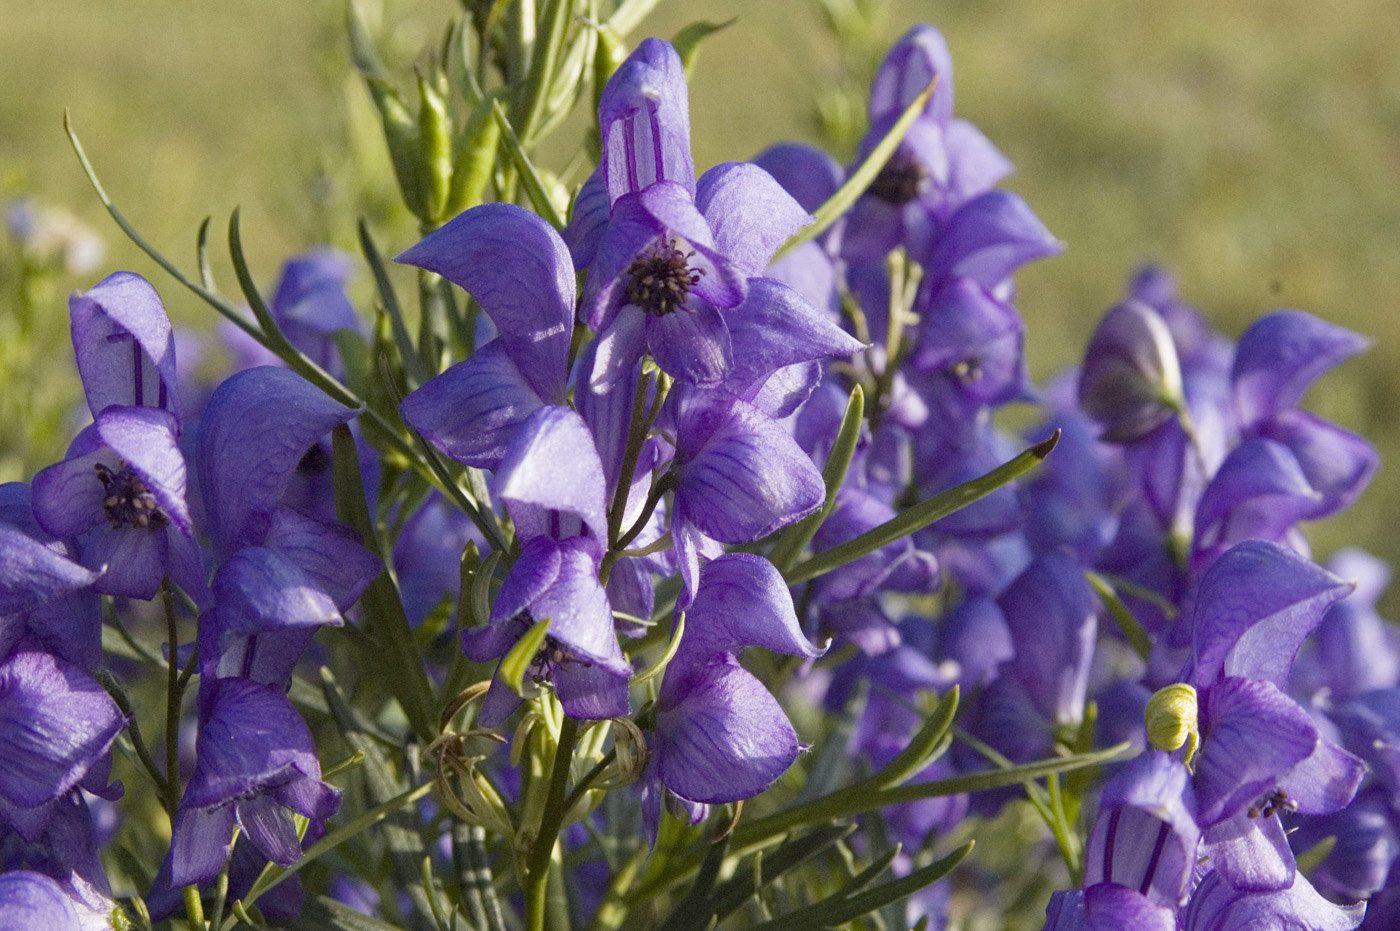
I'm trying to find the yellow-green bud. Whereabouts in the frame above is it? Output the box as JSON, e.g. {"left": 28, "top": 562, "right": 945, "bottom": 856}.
{"left": 417, "top": 72, "right": 453, "bottom": 223}
{"left": 1145, "top": 682, "right": 1199, "bottom": 767}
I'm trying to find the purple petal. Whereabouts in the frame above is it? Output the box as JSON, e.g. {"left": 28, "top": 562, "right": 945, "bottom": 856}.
{"left": 197, "top": 366, "right": 360, "bottom": 557}
{"left": 599, "top": 38, "right": 694, "bottom": 203}
{"left": 261, "top": 507, "right": 380, "bottom": 611}
{"left": 30, "top": 426, "right": 111, "bottom": 539}
{"left": 94, "top": 405, "right": 191, "bottom": 533}
{"left": 564, "top": 167, "right": 611, "bottom": 268}
{"left": 997, "top": 551, "right": 1097, "bottom": 724}
{"left": 0, "top": 524, "right": 99, "bottom": 616}
{"left": 588, "top": 306, "right": 650, "bottom": 394}
{"left": 673, "top": 395, "right": 824, "bottom": 543}
{"left": 69, "top": 271, "right": 179, "bottom": 419}
{"left": 0, "top": 871, "right": 84, "bottom": 931}
{"left": 1280, "top": 736, "right": 1365, "bottom": 815}
{"left": 924, "top": 190, "right": 1062, "bottom": 286}
{"left": 400, "top": 340, "right": 547, "bottom": 469}
{"left": 723, "top": 278, "right": 865, "bottom": 397}
{"left": 211, "top": 545, "right": 344, "bottom": 634}
{"left": 396, "top": 203, "right": 574, "bottom": 401}
{"left": 695, "top": 162, "right": 813, "bottom": 277}
{"left": 869, "top": 24, "right": 954, "bottom": 125}
{"left": 678, "top": 554, "right": 822, "bottom": 664}
{"left": 1199, "top": 811, "right": 1297, "bottom": 894}
{"left": 524, "top": 540, "right": 628, "bottom": 676}
{"left": 169, "top": 804, "right": 237, "bottom": 886}
{"left": 1086, "top": 752, "right": 1199, "bottom": 907}
{"left": 237, "top": 794, "right": 303, "bottom": 867}
{"left": 655, "top": 657, "right": 799, "bottom": 804}
{"left": 184, "top": 678, "right": 321, "bottom": 810}
{"left": 75, "top": 519, "right": 171, "bottom": 601}
{"left": 1182, "top": 868, "right": 1365, "bottom": 931}
{"left": 1077, "top": 301, "right": 1183, "bottom": 442}
{"left": 634, "top": 183, "right": 745, "bottom": 309}
{"left": 495, "top": 406, "right": 608, "bottom": 545}
{"left": 0, "top": 651, "right": 124, "bottom": 808}
{"left": 944, "top": 118, "right": 1013, "bottom": 205}
{"left": 752, "top": 143, "right": 844, "bottom": 214}
{"left": 555, "top": 661, "right": 631, "bottom": 721}
{"left": 1253, "top": 409, "right": 1377, "bottom": 518}
{"left": 1191, "top": 540, "right": 1353, "bottom": 688}
{"left": 1232, "top": 310, "right": 1369, "bottom": 426}
{"left": 1192, "top": 438, "right": 1321, "bottom": 559}
{"left": 645, "top": 301, "right": 733, "bottom": 386}
{"left": 1195, "top": 676, "right": 1317, "bottom": 827}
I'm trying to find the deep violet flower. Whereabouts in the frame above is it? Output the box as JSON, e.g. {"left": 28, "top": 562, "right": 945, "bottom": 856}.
{"left": 461, "top": 407, "right": 631, "bottom": 726}
{"left": 169, "top": 677, "right": 340, "bottom": 886}
{"left": 650, "top": 554, "right": 823, "bottom": 807}
{"left": 1077, "top": 300, "right": 1185, "bottom": 443}
{"left": 68, "top": 271, "right": 179, "bottom": 422}
{"left": 396, "top": 203, "right": 576, "bottom": 469}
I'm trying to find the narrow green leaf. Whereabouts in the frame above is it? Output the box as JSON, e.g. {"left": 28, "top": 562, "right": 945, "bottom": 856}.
{"left": 501, "top": 616, "right": 552, "bottom": 694}
{"left": 513, "top": 0, "right": 573, "bottom": 147}
{"left": 671, "top": 19, "right": 736, "bottom": 77}
{"left": 769, "top": 384, "right": 864, "bottom": 571}
{"left": 1296, "top": 834, "right": 1338, "bottom": 877}
{"left": 492, "top": 100, "right": 568, "bottom": 229}
{"left": 228, "top": 209, "right": 290, "bottom": 352}
{"left": 863, "top": 686, "right": 958, "bottom": 791}
{"left": 1086, "top": 570, "right": 1153, "bottom": 660}
{"left": 874, "top": 743, "right": 1131, "bottom": 804}
{"left": 273, "top": 893, "right": 411, "bottom": 931}
{"left": 772, "top": 77, "right": 937, "bottom": 263}
{"left": 631, "top": 612, "right": 684, "bottom": 686}
{"left": 358, "top": 219, "right": 428, "bottom": 389}
{"left": 703, "top": 825, "right": 856, "bottom": 928}
{"left": 747, "top": 842, "right": 973, "bottom": 931}
{"left": 332, "top": 425, "right": 438, "bottom": 741}
{"left": 785, "top": 430, "right": 1060, "bottom": 585}
{"left": 607, "top": 0, "right": 666, "bottom": 37}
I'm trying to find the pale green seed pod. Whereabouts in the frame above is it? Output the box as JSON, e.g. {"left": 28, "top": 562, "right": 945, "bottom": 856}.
{"left": 1145, "top": 682, "right": 1199, "bottom": 767}
{"left": 417, "top": 72, "right": 453, "bottom": 223}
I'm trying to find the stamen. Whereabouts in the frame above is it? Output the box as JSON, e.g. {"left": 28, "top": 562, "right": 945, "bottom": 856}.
{"left": 93, "top": 461, "right": 169, "bottom": 530}
{"left": 868, "top": 152, "right": 929, "bottom": 205}
{"left": 624, "top": 239, "right": 705, "bottom": 317}
{"left": 1247, "top": 788, "right": 1297, "bottom": 820}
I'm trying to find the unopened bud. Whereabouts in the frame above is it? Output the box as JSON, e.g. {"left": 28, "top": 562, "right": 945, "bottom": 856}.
{"left": 1145, "top": 682, "right": 1199, "bottom": 767}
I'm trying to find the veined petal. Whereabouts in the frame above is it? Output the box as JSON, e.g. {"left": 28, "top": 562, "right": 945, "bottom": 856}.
{"left": 236, "top": 794, "right": 303, "bottom": 867}
{"left": 695, "top": 162, "right": 813, "bottom": 277}
{"left": 677, "top": 554, "right": 823, "bottom": 666}
{"left": 30, "top": 426, "right": 111, "bottom": 540}
{"left": 0, "top": 871, "right": 84, "bottom": 931}
{"left": 401, "top": 340, "right": 546, "bottom": 469}
{"left": 724, "top": 278, "right": 865, "bottom": 396}
{"left": 634, "top": 183, "right": 746, "bottom": 309}
{"left": 211, "top": 545, "right": 344, "bottom": 634}
{"left": 1253, "top": 409, "right": 1378, "bottom": 519}
{"left": 495, "top": 406, "right": 608, "bottom": 545}
{"left": 655, "top": 657, "right": 799, "bottom": 804}
{"left": 197, "top": 366, "right": 360, "bottom": 557}
{"left": 599, "top": 38, "right": 694, "bottom": 203}
{"left": 0, "top": 651, "right": 124, "bottom": 809}
{"left": 1192, "top": 438, "right": 1321, "bottom": 558}
{"left": 94, "top": 405, "right": 190, "bottom": 534}
{"left": 645, "top": 301, "right": 733, "bottom": 386}
{"left": 1182, "top": 867, "right": 1365, "bottom": 931}
{"left": 261, "top": 507, "right": 380, "bottom": 612}
{"left": 1199, "top": 810, "right": 1297, "bottom": 894}
{"left": 673, "top": 395, "right": 824, "bottom": 543}
{"left": 69, "top": 271, "right": 179, "bottom": 420}
{"left": 997, "top": 551, "right": 1097, "bottom": 725}
{"left": 924, "top": 190, "right": 1062, "bottom": 286}
{"left": 0, "top": 524, "right": 99, "bottom": 617}
{"left": 564, "top": 167, "right": 611, "bottom": 268}
{"left": 1191, "top": 540, "right": 1353, "bottom": 688}
{"left": 1232, "top": 310, "right": 1369, "bottom": 427}
{"left": 1195, "top": 676, "right": 1317, "bottom": 827}
{"left": 168, "top": 804, "right": 237, "bottom": 886}
{"left": 396, "top": 203, "right": 574, "bottom": 400}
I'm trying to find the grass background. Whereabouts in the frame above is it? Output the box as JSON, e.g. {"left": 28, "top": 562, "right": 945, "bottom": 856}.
{"left": 3, "top": 0, "right": 1398, "bottom": 577}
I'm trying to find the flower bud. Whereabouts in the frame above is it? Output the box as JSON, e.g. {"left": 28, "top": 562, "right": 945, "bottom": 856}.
{"left": 418, "top": 71, "right": 453, "bottom": 222}
{"left": 1145, "top": 682, "right": 1199, "bottom": 766}
{"left": 1078, "top": 300, "right": 1184, "bottom": 443}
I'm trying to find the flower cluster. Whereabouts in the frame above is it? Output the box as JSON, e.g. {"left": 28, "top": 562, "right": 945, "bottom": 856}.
{"left": 1, "top": 10, "right": 1390, "bottom": 931}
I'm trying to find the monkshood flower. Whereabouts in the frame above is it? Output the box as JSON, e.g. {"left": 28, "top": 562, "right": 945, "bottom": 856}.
{"left": 461, "top": 407, "right": 632, "bottom": 726}
{"left": 168, "top": 677, "right": 341, "bottom": 886}
{"left": 195, "top": 366, "right": 379, "bottom": 686}
{"left": 31, "top": 405, "right": 205, "bottom": 603}
{"left": 1294, "top": 548, "right": 1400, "bottom": 703}
{"left": 645, "top": 555, "right": 823, "bottom": 822}
{"left": 0, "top": 651, "right": 124, "bottom": 837}
{"left": 266, "top": 249, "right": 362, "bottom": 376}
{"left": 1170, "top": 541, "right": 1364, "bottom": 891}
{"left": 1229, "top": 310, "right": 1377, "bottom": 521}
{"left": 1078, "top": 300, "right": 1185, "bottom": 443}
{"left": 397, "top": 203, "right": 575, "bottom": 469}
{"left": 841, "top": 25, "right": 1014, "bottom": 264}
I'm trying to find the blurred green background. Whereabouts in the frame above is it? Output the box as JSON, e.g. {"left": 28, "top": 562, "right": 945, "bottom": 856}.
{"left": 3, "top": 0, "right": 1398, "bottom": 571}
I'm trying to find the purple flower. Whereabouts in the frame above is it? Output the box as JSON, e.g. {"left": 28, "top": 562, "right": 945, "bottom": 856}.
{"left": 460, "top": 407, "right": 631, "bottom": 725}
{"left": 169, "top": 677, "right": 340, "bottom": 886}
{"left": 1078, "top": 301, "right": 1184, "bottom": 442}
{"left": 650, "top": 555, "right": 823, "bottom": 807}
{"left": 68, "top": 271, "right": 179, "bottom": 421}
{"left": 1180, "top": 868, "right": 1364, "bottom": 931}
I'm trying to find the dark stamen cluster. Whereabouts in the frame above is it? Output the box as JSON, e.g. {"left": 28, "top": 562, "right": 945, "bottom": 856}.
{"left": 624, "top": 239, "right": 704, "bottom": 317}
{"left": 94, "top": 461, "right": 168, "bottom": 530}
{"left": 1246, "top": 787, "right": 1297, "bottom": 820}
{"left": 529, "top": 636, "right": 593, "bottom": 686}
{"left": 950, "top": 356, "right": 983, "bottom": 386}
{"left": 868, "top": 153, "right": 928, "bottom": 206}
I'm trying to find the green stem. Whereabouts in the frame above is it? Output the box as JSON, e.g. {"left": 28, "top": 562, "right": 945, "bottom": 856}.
{"left": 162, "top": 581, "right": 183, "bottom": 822}
{"left": 525, "top": 716, "right": 581, "bottom": 931}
